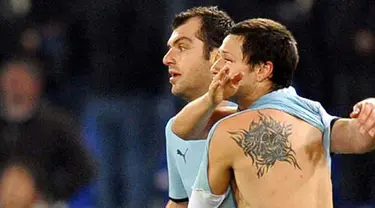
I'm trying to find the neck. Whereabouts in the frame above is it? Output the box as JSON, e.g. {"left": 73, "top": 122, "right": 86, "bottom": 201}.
{"left": 237, "top": 86, "right": 273, "bottom": 111}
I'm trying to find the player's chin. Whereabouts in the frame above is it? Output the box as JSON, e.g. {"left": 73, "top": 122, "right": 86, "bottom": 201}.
{"left": 171, "top": 86, "right": 181, "bottom": 96}
{"left": 171, "top": 85, "right": 186, "bottom": 97}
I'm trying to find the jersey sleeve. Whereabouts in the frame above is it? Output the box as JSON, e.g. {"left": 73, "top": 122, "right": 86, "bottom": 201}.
{"left": 317, "top": 105, "right": 340, "bottom": 148}
{"left": 316, "top": 104, "right": 340, "bottom": 167}
{"left": 166, "top": 119, "right": 188, "bottom": 202}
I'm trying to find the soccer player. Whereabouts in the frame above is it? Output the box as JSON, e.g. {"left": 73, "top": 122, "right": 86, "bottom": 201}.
{"left": 162, "top": 6, "right": 237, "bottom": 208}
{"left": 172, "top": 18, "right": 375, "bottom": 207}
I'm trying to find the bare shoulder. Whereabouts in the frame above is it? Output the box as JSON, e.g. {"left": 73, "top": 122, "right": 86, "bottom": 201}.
{"left": 218, "top": 109, "right": 295, "bottom": 128}
{"left": 210, "top": 109, "right": 295, "bottom": 145}
{"left": 208, "top": 110, "right": 266, "bottom": 159}
{"left": 211, "top": 109, "right": 303, "bottom": 176}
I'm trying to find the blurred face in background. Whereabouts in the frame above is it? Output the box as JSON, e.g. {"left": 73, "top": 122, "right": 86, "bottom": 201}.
{"left": 163, "top": 17, "right": 214, "bottom": 102}
{"left": 0, "top": 63, "right": 41, "bottom": 122}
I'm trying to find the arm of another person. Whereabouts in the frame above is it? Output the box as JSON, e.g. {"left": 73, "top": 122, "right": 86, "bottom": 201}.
{"left": 331, "top": 98, "right": 375, "bottom": 153}
{"left": 189, "top": 120, "right": 236, "bottom": 208}
{"left": 172, "top": 94, "right": 236, "bottom": 140}
{"left": 172, "top": 67, "right": 241, "bottom": 140}
{"left": 206, "top": 122, "right": 235, "bottom": 195}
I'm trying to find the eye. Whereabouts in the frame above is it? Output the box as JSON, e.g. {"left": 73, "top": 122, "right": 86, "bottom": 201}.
{"left": 178, "top": 44, "right": 187, "bottom": 51}
{"left": 224, "top": 58, "right": 233, "bottom": 63}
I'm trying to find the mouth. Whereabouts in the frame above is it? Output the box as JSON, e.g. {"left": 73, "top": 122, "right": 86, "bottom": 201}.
{"left": 169, "top": 70, "right": 181, "bottom": 83}
{"left": 211, "top": 71, "right": 219, "bottom": 76}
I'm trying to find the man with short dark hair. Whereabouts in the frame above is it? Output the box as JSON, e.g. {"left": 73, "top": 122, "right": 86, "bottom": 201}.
{"left": 163, "top": 6, "right": 237, "bottom": 208}
{"left": 172, "top": 18, "right": 375, "bottom": 208}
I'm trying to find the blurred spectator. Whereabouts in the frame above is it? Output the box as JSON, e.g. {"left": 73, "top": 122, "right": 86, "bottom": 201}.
{"left": 76, "top": 0, "right": 174, "bottom": 207}
{"left": 0, "top": 58, "right": 95, "bottom": 207}
{"left": 0, "top": 165, "right": 36, "bottom": 207}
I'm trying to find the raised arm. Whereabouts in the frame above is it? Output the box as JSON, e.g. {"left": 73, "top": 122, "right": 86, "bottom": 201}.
{"left": 172, "top": 67, "right": 242, "bottom": 140}
{"left": 171, "top": 93, "right": 236, "bottom": 139}
{"left": 172, "top": 92, "right": 217, "bottom": 139}
{"left": 331, "top": 99, "right": 375, "bottom": 153}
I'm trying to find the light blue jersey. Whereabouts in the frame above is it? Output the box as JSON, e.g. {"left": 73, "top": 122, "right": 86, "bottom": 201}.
{"left": 166, "top": 103, "right": 237, "bottom": 207}
{"left": 191, "top": 87, "right": 337, "bottom": 207}
{"left": 166, "top": 118, "right": 206, "bottom": 201}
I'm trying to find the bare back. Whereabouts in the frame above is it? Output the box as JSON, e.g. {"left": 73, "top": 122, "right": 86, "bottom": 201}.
{"left": 222, "top": 109, "right": 332, "bottom": 208}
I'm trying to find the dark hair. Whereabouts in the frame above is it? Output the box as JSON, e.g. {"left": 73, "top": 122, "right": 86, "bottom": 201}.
{"left": 229, "top": 18, "right": 299, "bottom": 89}
{"left": 172, "top": 6, "right": 234, "bottom": 59}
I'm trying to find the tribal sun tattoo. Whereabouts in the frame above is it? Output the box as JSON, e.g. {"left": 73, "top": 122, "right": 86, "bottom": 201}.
{"left": 229, "top": 111, "right": 301, "bottom": 178}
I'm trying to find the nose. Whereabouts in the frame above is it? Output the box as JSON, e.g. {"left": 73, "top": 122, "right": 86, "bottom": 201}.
{"left": 162, "top": 49, "right": 175, "bottom": 67}
{"left": 210, "top": 56, "right": 225, "bottom": 75}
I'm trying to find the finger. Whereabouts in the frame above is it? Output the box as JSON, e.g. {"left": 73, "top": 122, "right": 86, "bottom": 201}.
{"left": 218, "top": 66, "right": 230, "bottom": 84}
{"left": 209, "top": 78, "right": 219, "bottom": 88}
{"left": 360, "top": 105, "right": 375, "bottom": 134}
{"left": 212, "top": 67, "right": 225, "bottom": 82}
{"left": 369, "top": 127, "right": 375, "bottom": 137}
{"left": 213, "top": 67, "right": 226, "bottom": 83}
{"left": 209, "top": 83, "right": 220, "bottom": 99}
{"left": 219, "top": 66, "right": 230, "bottom": 81}
{"left": 357, "top": 103, "right": 373, "bottom": 134}
{"left": 214, "top": 80, "right": 223, "bottom": 95}
{"left": 223, "top": 72, "right": 230, "bottom": 84}
{"left": 350, "top": 102, "right": 363, "bottom": 118}
{"left": 209, "top": 80, "right": 220, "bottom": 91}
{"left": 221, "top": 65, "right": 230, "bottom": 73}
{"left": 358, "top": 103, "right": 372, "bottom": 124}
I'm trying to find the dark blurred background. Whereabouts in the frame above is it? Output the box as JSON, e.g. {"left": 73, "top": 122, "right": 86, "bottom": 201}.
{"left": 0, "top": 0, "right": 374, "bottom": 207}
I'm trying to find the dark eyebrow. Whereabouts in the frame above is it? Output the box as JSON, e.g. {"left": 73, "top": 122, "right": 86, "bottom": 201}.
{"left": 218, "top": 49, "right": 232, "bottom": 57}
{"left": 221, "top": 50, "right": 230, "bottom": 54}
{"left": 167, "top": 37, "right": 193, "bottom": 48}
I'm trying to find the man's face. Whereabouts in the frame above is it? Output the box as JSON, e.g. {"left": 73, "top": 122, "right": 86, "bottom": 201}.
{"left": 163, "top": 17, "right": 213, "bottom": 101}
{"left": 0, "top": 64, "right": 41, "bottom": 121}
{"left": 211, "top": 35, "right": 256, "bottom": 99}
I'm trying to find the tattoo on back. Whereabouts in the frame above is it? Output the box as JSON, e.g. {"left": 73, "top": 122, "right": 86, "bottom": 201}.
{"left": 229, "top": 111, "right": 301, "bottom": 178}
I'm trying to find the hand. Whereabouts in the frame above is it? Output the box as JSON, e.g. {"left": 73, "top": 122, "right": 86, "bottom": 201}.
{"left": 350, "top": 98, "right": 375, "bottom": 137}
{"left": 208, "top": 66, "right": 243, "bottom": 106}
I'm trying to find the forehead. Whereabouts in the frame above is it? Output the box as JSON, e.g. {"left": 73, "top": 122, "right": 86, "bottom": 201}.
{"left": 167, "top": 17, "right": 202, "bottom": 45}
{"left": 219, "top": 35, "right": 244, "bottom": 58}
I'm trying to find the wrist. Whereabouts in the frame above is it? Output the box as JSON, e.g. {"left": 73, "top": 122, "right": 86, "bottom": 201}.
{"left": 202, "top": 93, "right": 219, "bottom": 109}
